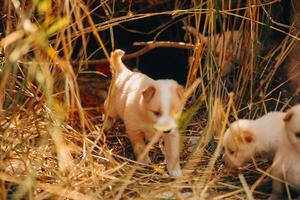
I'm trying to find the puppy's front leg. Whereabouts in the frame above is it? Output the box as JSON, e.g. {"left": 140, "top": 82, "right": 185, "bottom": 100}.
{"left": 269, "top": 169, "right": 284, "bottom": 200}
{"left": 269, "top": 179, "right": 284, "bottom": 200}
{"left": 127, "top": 131, "right": 151, "bottom": 164}
{"left": 164, "top": 132, "right": 182, "bottom": 177}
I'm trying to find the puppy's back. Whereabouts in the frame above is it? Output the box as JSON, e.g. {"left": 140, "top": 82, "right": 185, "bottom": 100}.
{"left": 252, "top": 112, "right": 285, "bottom": 153}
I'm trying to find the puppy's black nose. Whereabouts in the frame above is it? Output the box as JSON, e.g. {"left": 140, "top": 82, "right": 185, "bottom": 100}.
{"left": 163, "top": 129, "right": 172, "bottom": 134}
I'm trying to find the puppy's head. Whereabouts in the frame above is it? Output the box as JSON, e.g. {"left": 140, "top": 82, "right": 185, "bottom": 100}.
{"left": 223, "top": 120, "right": 256, "bottom": 168}
{"left": 283, "top": 105, "right": 300, "bottom": 153}
{"left": 141, "top": 80, "right": 185, "bottom": 134}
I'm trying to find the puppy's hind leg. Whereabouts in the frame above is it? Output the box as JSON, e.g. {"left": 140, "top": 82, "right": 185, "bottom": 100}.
{"left": 127, "top": 130, "right": 151, "bottom": 164}
{"left": 103, "top": 116, "right": 116, "bottom": 131}
{"left": 164, "top": 132, "right": 182, "bottom": 177}
{"left": 103, "top": 99, "right": 117, "bottom": 131}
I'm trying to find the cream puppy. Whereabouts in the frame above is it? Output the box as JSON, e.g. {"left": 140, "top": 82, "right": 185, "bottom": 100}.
{"left": 269, "top": 105, "right": 300, "bottom": 200}
{"left": 104, "top": 49, "right": 190, "bottom": 177}
{"left": 223, "top": 112, "right": 286, "bottom": 168}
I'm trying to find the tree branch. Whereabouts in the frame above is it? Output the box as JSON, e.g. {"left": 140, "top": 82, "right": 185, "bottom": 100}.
{"left": 71, "top": 41, "right": 195, "bottom": 66}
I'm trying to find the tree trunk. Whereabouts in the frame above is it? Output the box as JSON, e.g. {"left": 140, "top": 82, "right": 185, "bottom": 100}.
{"left": 285, "top": 0, "right": 300, "bottom": 103}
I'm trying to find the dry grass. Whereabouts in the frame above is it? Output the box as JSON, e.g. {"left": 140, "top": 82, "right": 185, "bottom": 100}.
{"left": 0, "top": 0, "right": 297, "bottom": 199}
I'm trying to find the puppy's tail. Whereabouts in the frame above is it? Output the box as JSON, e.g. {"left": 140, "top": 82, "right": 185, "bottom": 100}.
{"left": 110, "top": 49, "right": 127, "bottom": 74}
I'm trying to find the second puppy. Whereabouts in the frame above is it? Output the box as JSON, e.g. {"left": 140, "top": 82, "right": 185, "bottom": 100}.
{"left": 104, "top": 49, "right": 192, "bottom": 177}
{"left": 269, "top": 105, "right": 300, "bottom": 200}
{"left": 223, "top": 112, "right": 286, "bottom": 168}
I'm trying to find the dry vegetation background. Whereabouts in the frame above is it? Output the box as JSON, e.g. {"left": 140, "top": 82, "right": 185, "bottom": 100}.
{"left": 0, "top": 0, "right": 299, "bottom": 199}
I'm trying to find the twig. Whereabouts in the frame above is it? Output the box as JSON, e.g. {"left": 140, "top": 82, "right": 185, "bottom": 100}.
{"left": 133, "top": 41, "right": 195, "bottom": 50}
{"left": 238, "top": 173, "right": 254, "bottom": 200}
{"left": 20, "top": 41, "right": 196, "bottom": 67}
{"left": 71, "top": 41, "right": 195, "bottom": 66}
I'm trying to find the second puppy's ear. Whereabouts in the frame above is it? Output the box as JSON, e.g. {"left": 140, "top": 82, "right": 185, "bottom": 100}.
{"left": 238, "top": 131, "right": 256, "bottom": 143}
{"left": 142, "top": 86, "right": 156, "bottom": 102}
{"left": 283, "top": 110, "right": 293, "bottom": 122}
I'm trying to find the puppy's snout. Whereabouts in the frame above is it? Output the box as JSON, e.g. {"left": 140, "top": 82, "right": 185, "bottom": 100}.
{"left": 154, "top": 117, "right": 177, "bottom": 133}
{"left": 222, "top": 154, "right": 228, "bottom": 165}
{"left": 223, "top": 154, "right": 233, "bottom": 168}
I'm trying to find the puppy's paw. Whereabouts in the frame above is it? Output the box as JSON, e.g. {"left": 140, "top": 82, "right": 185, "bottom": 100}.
{"left": 168, "top": 168, "right": 182, "bottom": 177}
{"left": 167, "top": 165, "right": 182, "bottom": 177}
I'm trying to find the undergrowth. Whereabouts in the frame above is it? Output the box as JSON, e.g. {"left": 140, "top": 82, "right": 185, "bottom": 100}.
{"left": 0, "top": 0, "right": 296, "bottom": 199}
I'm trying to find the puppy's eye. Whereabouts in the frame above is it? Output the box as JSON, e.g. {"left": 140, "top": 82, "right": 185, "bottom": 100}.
{"left": 228, "top": 149, "right": 235, "bottom": 155}
{"left": 151, "top": 111, "right": 161, "bottom": 117}
{"left": 294, "top": 132, "right": 300, "bottom": 138}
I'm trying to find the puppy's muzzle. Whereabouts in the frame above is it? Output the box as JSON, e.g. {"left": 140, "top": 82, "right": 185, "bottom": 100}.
{"left": 154, "top": 125, "right": 177, "bottom": 134}
{"left": 154, "top": 117, "right": 177, "bottom": 134}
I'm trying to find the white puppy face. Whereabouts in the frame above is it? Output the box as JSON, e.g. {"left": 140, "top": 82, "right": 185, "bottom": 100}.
{"left": 141, "top": 80, "right": 185, "bottom": 134}
{"left": 223, "top": 121, "right": 256, "bottom": 168}
{"left": 284, "top": 105, "right": 300, "bottom": 153}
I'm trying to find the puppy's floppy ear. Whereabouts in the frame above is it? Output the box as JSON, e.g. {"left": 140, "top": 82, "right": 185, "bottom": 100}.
{"left": 142, "top": 86, "right": 156, "bottom": 102}
{"left": 283, "top": 110, "right": 293, "bottom": 122}
{"left": 237, "top": 131, "right": 256, "bottom": 143}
